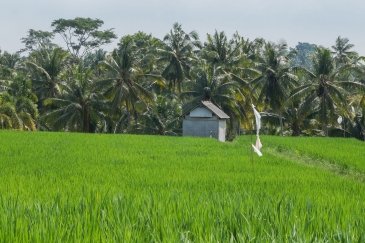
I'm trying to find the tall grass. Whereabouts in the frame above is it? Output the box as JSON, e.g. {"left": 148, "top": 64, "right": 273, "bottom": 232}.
{"left": 0, "top": 131, "right": 364, "bottom": 241}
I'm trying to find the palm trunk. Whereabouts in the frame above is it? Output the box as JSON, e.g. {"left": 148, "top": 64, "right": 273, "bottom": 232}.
{"left": 321, "top": 95, "right": 328, "bottom": 136}
{"left": 82, "top": 106, "right": 90, "bottom": 133}
{"left": 292, "top": 121, "right": 300, "bottom": 136}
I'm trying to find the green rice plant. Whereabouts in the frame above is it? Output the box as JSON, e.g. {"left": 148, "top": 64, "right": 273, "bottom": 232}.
{"left": 0, "top": 131, "right": 364, "bottom": 242}
{"left": 257, "top": 136, "right": 365, "bottom": 173}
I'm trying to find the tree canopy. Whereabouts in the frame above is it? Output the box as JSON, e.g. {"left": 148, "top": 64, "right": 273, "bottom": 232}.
{"left": 1, "top": 19, "right": 365, "bottom": 140}
{"left": 51, "top": 17, "right": 117, "bottom": 58}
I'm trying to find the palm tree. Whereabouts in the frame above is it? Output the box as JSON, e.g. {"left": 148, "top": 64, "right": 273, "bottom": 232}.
{"left": 348, "top": 94, "right": 365, "bottom": 140}
{"left": 0, "top": 51, "right": 21, "bottom": 81}
{"left": 0, "top": 51, "right": 21, "bottom": 70}
{"left": 99, "top": 38, "right": 152, "bottom": 122}
{"left": 43, "top": 65, "right": 106, "bottom": 132}
{"left": 241, "top": 37, "right": 266, "bottom": 61}
{"left": 332, "top": 36, "right": 355, "bottom": 66}
{"left": 158, "top": 23, "right": 201, "bottom": 92}
{"left": 26, "top": 47, "right": 69, "bottom": 101}
{"left": 0, "top": 75, "right": 10, "bottom": 92}
{"left": 251, "top": 42, "right": 299, "bottom": 134}
{"left": 139, "top": 95, "right": 182, "bottom": 135}
{"left": 83, "top": 49, "right": 106, "bottom": 77}
{"left": 291, "top": 48, "right": 364, "bottom": 135}
{"left": 0, "top": 94, "right": 22, "bottom": 129}
{"left": 0, "top": 76, "right": 38, "bottom": 130}
{"left": 201, "top": 31, "right": 242, "bottom": 71}
{"left": 283, "top": 97, "right": 318, "bottom": 136}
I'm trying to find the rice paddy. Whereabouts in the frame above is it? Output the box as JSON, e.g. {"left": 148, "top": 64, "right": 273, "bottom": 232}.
{"left": 0, "top": 131, "right": 364, "bottom": 242}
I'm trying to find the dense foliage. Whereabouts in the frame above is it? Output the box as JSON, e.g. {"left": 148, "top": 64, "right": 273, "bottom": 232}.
{"left": 1, "top": 18, "right": 365, "bottom": 140}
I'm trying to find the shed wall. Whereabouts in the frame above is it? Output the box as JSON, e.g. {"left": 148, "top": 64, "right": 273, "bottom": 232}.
{"left": 183, "top": 117, "right": 219, "bottom": 139}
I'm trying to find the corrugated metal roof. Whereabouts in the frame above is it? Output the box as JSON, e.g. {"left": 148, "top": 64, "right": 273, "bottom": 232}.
{"left": 201, "top": 101, "right": 230, "bottom": 119}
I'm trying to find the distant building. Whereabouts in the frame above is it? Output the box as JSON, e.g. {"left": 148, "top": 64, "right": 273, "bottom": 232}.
{"left": 183, "top": 101, "right": 230, "bottom": 142}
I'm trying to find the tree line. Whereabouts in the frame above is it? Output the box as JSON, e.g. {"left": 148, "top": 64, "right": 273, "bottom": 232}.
{"left": 0, "top": 17, "right": 364, "bottom": 140}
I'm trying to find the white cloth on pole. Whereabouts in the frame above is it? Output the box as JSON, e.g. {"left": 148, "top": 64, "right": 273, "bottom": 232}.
{"left": 252, "top": 104, "right": 261, "bottom": 135}
{"left": 252, "top": 144, "right": 263, "bottom": 157}
{"left": 337, "top": 116, "right": 343, "bottom": 125}
{"left": 255, "top": 136, "right": 262, "bottom": 150}
{"left": 251, "top": 104, "right": 263, "bottom": 156}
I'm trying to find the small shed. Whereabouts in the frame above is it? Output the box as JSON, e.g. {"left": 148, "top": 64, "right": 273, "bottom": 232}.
{"left": 183, "top": 101, "right": 230, "bottom": 142}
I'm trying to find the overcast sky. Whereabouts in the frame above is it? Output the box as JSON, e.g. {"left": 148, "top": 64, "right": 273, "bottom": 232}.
{"left": 1, "top": 0, "right": 364, "bottom": 54}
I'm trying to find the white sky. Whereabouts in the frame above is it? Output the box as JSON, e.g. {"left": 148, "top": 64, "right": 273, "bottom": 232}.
{"left": 1, "top": 0, "right": 365, "bottom": 54}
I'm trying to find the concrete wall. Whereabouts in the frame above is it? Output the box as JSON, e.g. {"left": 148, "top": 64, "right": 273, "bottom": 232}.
{"left": 183, "top": 116, "right": 227, "bottom": 142}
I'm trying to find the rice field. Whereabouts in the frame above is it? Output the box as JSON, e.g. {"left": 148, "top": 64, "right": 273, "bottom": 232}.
{"left": 0, "top": 131, "right": 364, "bottom": 242}
{"left": 262, "top": 135, "right": 365, "bottom": 173}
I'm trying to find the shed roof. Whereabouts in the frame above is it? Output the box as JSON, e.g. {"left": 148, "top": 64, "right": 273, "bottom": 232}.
{"left": 201, "top": 101, "right": 230, "bottom": 119}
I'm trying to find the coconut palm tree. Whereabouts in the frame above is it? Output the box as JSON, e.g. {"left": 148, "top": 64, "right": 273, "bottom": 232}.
{"left": 283, "top": 97, "right": 318, "bottom": 136}
{"left": 0, "top": 94, "right": 22, "bottom": 130}
{"left": 291, "top": 48, "right": 365, "bottom": 135}
{"left": 201, "top": 31, "right": 242, "bottom": 71}
{"left": 0, "top": 50, "right": 21, "bottom": 82}
{"left": 158, "top": 23, "right": 201, "bottom": 92}
{"left": 0, "top": 51, "right": 21, "bottom": 70}
{"left": 99, "top": 41, "right": 151, "bottom": 107}
{"left": 26, "top": 47, "right": 69, "bottom": 101}
{"left": 0, "top": 75, "right": 38, "bottom": 130}
{"left": 348, "top": 94, "right": 365, "bottom": 140}
{"left": 138, "top": 95, "right": 182, "bottom": 135}
{"left": 43, "top": 65, "right": 106, "bottom": 132}
{"left": 83, "top": 49, "right": 106, "bottom": 77}
{"left": 250, "top": 42, "right": 299, "bottom": 134}
{"left": 332, "top": 36, "right": 356, "bottom": 66}
{"left": 98, "top": 38, "right": 152, "bottom": 120}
